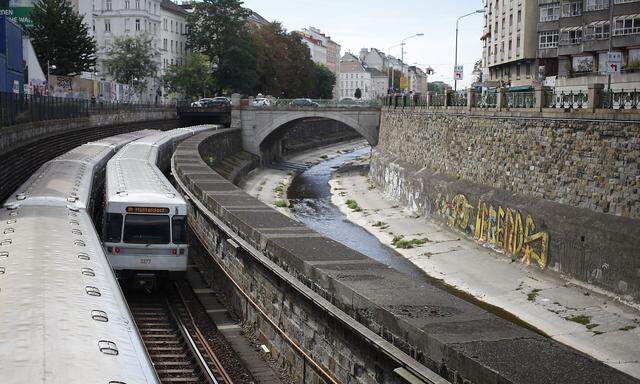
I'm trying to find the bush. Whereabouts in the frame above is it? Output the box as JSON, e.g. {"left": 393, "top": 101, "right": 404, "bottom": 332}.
{"left": 275, "top": 200, "right": 288, "bottom": 208}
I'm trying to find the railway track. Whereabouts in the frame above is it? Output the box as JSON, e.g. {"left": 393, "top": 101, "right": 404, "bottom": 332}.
{"left": 127, "top": 283, "right": 234, "bottom": 384}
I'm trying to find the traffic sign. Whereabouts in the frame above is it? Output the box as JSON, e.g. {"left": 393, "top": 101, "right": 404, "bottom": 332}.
{"left": 607, "top": 52, "right": 621, "bottom": 74}
{"left": 454, "top": 65, "right": 464, "bottom": 81}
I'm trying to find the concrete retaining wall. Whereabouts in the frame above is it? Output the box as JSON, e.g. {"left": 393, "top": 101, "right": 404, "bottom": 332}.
{"left": 371, "top": 108, "right": 640, "bottom": 301}
{"left": 172, "top": 130, "right": 636, "bottom": 384}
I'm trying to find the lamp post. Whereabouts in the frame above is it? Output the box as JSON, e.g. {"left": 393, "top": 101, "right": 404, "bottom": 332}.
{"left": 387, "top": 33, "right": 424, "bottom": 93}
{"left": 454, "top": 9, "right": 484, "bottom": 91}
{"left": 46, "top": 61, "right": 56, "bottom": 96}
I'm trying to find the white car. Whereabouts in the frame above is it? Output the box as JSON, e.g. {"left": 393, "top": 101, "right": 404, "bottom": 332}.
{"left": 190, "top": 98, "right": 214, "bottom": 107}
{"left": 252, "top": 98, "right": 271, "bottom": 107}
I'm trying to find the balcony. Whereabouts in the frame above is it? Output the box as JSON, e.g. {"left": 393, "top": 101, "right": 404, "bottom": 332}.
{"left": 537, "top": 47, "right": 558, "bottom": 58}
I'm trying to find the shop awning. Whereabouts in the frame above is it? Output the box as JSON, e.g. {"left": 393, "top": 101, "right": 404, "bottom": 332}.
{"left": 508, "top": 85, "right": 534, "bottom": 92}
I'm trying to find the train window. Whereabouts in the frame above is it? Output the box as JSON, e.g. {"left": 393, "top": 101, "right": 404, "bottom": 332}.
{"left": 105, "top": 213, "right": 123, "bottom": 242}
{"left": 172, "top": 216, "right": 187, "bottom": 244}
{"left": 123, "top": 215, "right": 170, "bottom": 244}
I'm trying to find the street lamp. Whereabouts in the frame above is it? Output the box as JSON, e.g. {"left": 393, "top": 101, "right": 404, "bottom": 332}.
{"left": 454, "top": 9, "right": 484, "bottom": 91}
{"left": 387, "top": 33, "right": 424, "bottom": 92}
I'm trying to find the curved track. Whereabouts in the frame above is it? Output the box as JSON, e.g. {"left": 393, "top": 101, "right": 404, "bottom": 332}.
{"left": 127, "top": 282, "right": 234, "bottom": 384}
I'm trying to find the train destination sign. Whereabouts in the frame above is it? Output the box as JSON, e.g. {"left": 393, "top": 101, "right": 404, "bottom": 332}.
{"left": 126, "top": 206, "right": 170, "bottom": 214}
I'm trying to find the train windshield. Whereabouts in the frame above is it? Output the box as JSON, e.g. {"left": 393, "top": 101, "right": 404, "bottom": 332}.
{"left": 172, "top": 216, "right": 187, "bottom": 244}
{"left": 123, "top": 215, "right": 170, "bottom": 244}
{"left": 105, "top": 213, "right": 123, "bottom": 242}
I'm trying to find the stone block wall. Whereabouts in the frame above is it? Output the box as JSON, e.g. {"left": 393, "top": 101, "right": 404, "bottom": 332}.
{"left": 371, "top": 109, "right": 640, "bottom": 301}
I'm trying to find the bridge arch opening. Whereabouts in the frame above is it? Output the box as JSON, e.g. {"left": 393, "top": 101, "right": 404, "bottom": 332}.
{"left": 259, "top": 117, "right": 367, "bottom": 164}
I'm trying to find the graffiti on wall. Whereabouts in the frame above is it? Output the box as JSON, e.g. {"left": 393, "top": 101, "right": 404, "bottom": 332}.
{"left": 434, "top": 194, "right": 549, "bottom": 269}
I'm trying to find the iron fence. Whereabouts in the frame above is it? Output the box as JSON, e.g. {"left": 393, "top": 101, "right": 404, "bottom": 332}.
{"left": 0, "top": 92, "right": 173, "bottom": 128}
{"left": 599, "top": 89, "right": 640, "bottom": 109}
{"left": 506, "top": 92, "right": 536, "bottom": 108}
{"left": 270, "top": 98, "right": 381, "bottom": 108}
{"left": 449, "top": 91, "right": 468, "bottom": 107}
{"left": 430, "top": 93, "right": 445, "bottom": 107}
{"left": 475, "top": 91, "right": 497, "bottom": 108}
{"left": 547, "top": 90, "right": 589, "bottom": 109}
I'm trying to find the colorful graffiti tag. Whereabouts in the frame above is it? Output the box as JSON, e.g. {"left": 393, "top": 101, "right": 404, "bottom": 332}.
{"left": 434, "top": 194, "right": 549, "bottom": 268}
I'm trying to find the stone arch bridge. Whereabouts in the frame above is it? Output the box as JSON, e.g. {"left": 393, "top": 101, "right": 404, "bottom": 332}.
{"left": 231, "top": 106, "right": 381, "bottom": 158}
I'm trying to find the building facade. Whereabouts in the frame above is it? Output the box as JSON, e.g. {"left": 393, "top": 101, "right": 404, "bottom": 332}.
{"left": 482, "top": 0, "right": 540, "bottom": 87}
{"left": 300, "top": 27, "right": 341, "bottom": 98}
{"left": 339, "top": 52, "right": 373, "bottom": 100}
{"left": 538, "top": 0, "right": 640, "bottom": 90}
{"left": 160, "top": 0, "right": 188, "bottom": 72}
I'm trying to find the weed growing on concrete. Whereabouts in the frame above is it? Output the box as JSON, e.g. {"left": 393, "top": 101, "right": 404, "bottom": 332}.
{"left": 320, "top": 155, "right": 329, "bottom": 160}
{"left": 346, "top": 200, "right": 362, "bottom": 212}
{"left": 275, "top": 200, "right": 288, "bottom": 208}
{"left": 565, "top": 315, "right": 592, "bottom": 325}
{"left": 586, "top": 323, "right": 600, "bottom": 330}
{"left": 592, "top": 330, "right": 605, "bottom": 336}
{"left": 274, "top": 184, "right": 284, "bottom": 195}
{"left": 372, "top": 221, "right": 386, "bottom": 227}
{"left": 619, "top": 325, "right": 637, "bottom": 331}
{"left": 527, "top": 289, "right": 542, "bottom": 301}
{"left": 394, "top": 237, "right": 430, "bottom": 249}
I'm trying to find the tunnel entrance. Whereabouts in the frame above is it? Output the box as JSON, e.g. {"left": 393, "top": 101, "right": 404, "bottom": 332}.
{"left": 259, "top": 117, "right": 363, "bottom": 164}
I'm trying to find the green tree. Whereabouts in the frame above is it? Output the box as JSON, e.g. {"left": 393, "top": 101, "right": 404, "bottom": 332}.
{"left": 25, "top": 0, "right": 96, "bottom": 76}
{"left": 472, "top": 59, "right": 483, "bottom": 83}
{"left": 105, "top": 35, "right": 159, "bottom": 95}
{"left": 163, "top": 53, "right": 215, "bottom": 99}
{"left": 282, "top": 31, "right": 315, "bottom": 98}
{"left": 217, "top": 29, "right": 258, "bottom": 94}
{"left": 354, "top": 88, "right": 362, "bottom": 99}
{"left": 313, "top": 63, "right": 336, "bottom": 99}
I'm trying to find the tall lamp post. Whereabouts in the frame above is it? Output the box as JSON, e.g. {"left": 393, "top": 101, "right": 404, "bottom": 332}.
{"left": 454, "top": 9, "right": 484, "bottom": 91}
{"left": 387, "top": 33, "right": 424, "bottom": 92}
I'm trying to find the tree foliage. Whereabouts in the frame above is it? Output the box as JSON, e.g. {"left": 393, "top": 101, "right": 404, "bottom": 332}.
{"left": 354, "top": 88, "right": 362, "bottom": 99}
{"left": 472, "top": 59, "right": 483, "bottom": 83}
{"left": 163, "top": 53, "right": 215, "bottom": 99}
{"left": 105, "top": 34, "right": 159, "bottom": 94}
{"left": 186, "top": 3, "right": 332, "bottom": 98}
{"left": 25, "top": 0, "right": 96, "bottom": 76}
{"left": 313, "top": 63, "right": 336, "bottom": 99}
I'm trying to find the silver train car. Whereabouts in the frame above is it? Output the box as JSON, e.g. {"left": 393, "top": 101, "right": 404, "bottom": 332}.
{"left": 103, "top": 126, "right": 216, "bottom": 282}
{"left": 0, "top": 131, "right": 160, "bottom": 383}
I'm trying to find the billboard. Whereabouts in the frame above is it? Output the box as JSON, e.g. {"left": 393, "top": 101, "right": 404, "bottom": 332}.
{"left": 0, "top": 0, "right": 35, "bottom": 28}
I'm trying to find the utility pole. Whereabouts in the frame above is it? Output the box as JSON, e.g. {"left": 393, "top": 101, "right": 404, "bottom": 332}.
{"left": 454, "top": 9, "right": 485, "bottom": 91}
{"left": 607, "top": 0, "right": 614, "bottom": 93}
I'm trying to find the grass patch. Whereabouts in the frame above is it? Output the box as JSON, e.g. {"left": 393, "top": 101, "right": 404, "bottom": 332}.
{"left": 527, "top": 289, "right": 542, "bottom": 301}
{"left": 592, "top": 330, "right": 605, "bottom": 336}
{"left": 274, "top": 200, "right": 288, "bottom": 208}
{"left": 586, "top": 323, "right": 600, "bottom": 330}
{"left": 320, "top": 155, "right": 329, "bottom": 160}
{"left": 565, "top": 315, "right": 592, "bottom": 325}
{"left": 619, "top": 325, "right": 637, "bottom": 331}
{"left": 274, "top": 184, "right": 285, "bottom": 194}
{"left": 346, "top": 199, "right": 362, "bottom": 212}
{"left": 372, "top": 221, "right": 386, "bottom": 227}
{"left": 393, "top": 236, "right": 430, "bottom": 249}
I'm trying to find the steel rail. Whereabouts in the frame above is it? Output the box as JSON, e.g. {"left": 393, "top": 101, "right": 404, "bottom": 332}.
{"left": 173, "top": 282, "right": 235, "bottom": 384}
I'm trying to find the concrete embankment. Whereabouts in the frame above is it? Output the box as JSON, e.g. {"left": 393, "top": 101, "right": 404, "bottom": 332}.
{"left": 172, "top": 128, "right": 638, "bottom": 384}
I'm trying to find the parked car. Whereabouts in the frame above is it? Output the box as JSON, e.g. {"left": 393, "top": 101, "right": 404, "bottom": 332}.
{"left": 252, "top": 98, "right": 271, "bottom": 107}
{"left": 290, "top": 98, "right": 319, "bottom": 108}
{"left": 190, "top": 98, "right": 214, "bottom": 107}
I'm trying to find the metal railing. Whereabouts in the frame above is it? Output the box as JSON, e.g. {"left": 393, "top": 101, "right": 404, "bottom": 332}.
{"left": 547, "top": 90, "right": 589, "bottom": 109}
{"left": 507, "top": 92, "right": 536, "bottom": 108}
{"left": 269, "top": 98, "right": 381, "bottom": 109}
{"left": 475, "top": 91, "right": 497, "bottom": 108}
{"left": 0, "top": 92, "right": 172, "bottom": 128}
{"left": 449, "top": 91, "right": 467, "bottom": 107}
{"left": 430, "top": 93, "right": 445, "bottom": 107}
{"left": 600, "top": 89, "right": 640, "bottom": 109}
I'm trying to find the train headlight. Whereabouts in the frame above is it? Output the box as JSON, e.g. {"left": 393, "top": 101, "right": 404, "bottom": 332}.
{"left": 171, "top": 249, "right": 177, "bottom": 255}
{"left": 115, "top": 247, "right": 121, "bottom": 254}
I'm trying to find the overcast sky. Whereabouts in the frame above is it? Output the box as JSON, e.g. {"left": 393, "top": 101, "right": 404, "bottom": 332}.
{"left": 241, "top": 0, "right": 485, "bottom": 87}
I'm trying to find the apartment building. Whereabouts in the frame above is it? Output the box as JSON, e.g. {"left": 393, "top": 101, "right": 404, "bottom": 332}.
{"left": 160, "top": 0, "right": 188, "bottom": 71}
{"left": 482, "top": 0, "right": 540, "bottom": 87}
{"left": 537, "top": 0, "right": 640, "bottom": 90}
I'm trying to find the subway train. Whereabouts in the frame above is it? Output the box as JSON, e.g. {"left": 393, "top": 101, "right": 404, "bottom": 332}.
{"left": 103, "top": 126, "right": 216, "bottom": 286}
{"left": 0, "top": 131, "right": 161, "bottom": 383}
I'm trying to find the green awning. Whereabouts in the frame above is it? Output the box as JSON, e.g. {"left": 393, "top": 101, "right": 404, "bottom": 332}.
{"left": 508, "top": 85, "right": 534, "bottom": 92}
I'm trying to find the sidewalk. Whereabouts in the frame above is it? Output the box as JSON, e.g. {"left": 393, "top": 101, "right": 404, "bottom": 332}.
{"left": 329, "top": 155, "right": 640, "bottom": 379}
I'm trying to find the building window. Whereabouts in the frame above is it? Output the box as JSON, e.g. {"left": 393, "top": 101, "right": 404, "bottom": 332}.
{"left": 124, "top": 18, "right": 129, "bottom": 31}
{"left": 562, "top": 1, "right": 582, "bottom": 17}
{"left": 163, "top": 38, "right": 167, "bottom": 50}
{"left": 135, "top": 0, "right": 140, "bottom": 9}
{"left": 171, "top": 40, "right": 174, "bottom": 52}
{"left": 560, "top": 28, "right": 583, "bottom": 45}
{"left": 104, "top": 19, "right": 111, "bottom": 32}
{"left": 516, "top": 63, "right": 521, "bottom": 77}
{"left": 509, "top": 14, "right": 513, "bottom": 26}
{"left": 586, "top": 0, "right": 608, "bottom": 11}
{"left": 539, "top": 31, "right": 559, "bottom": 48}
{"left": 106, "top": 0, "right": 112, "bottom": 10}
{"left": 171, "top": 20, "right": 173, "bottom": 32}
{"left": 614, "top": 15, "right": 640, "bottom": 36}
{"left": 163, "top": 18, "right": 167, "bottom": 31}
{"left": 124, "top": 0, "right": 129, "bottom": 8}
{"left": 517, "top": 10, "right": 521, "bottom": 24}
{"left": 540, "top": 4, "right": 560, "bottom": 22}
{"left": 525, "top": 63, "right": 531, "bottom": 76}
{"left": 135, "top": 19, "right": 140, "bottom": 31}
{"left": 516, "top": 35, "right": 521, "bottom": 49}
{"left": 585, "top": 22, "right": 610, "bottom": 40}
